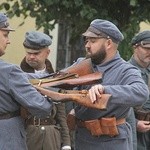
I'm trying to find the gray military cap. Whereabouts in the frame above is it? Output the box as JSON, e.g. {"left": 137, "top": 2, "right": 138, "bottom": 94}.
{"left": 82, "top": 19, "right": 124, "bottom": 43}
{"left": 131, "top": 30, "right": 150, "bottom": 48}
{"left": 23, "top": 31, "right": 52, "bottom": 52}
{"left": 0, "top": 12, "right": 15, "bottom": 31}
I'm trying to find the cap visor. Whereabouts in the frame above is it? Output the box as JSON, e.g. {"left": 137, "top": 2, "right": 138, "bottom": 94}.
{"left": 141, "top": 40, "right": 150, "bottom": 48}
{"left": 1, "top": 27, "right": 15, "bottom": 31}
{"left": 142, "top": 44, "right": 150, "bottom": 48}
{"left": 82, "top": 30, "right": 99, "bottom": 38}
{"left": 25, "top": 48, "right": 42, "bottom": 53}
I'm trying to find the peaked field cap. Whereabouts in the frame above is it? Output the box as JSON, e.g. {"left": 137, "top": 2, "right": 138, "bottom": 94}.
{"left": 82, "top": 19, "right": 124, "bottom": 42}
{"left": 23, "top": 31, "right": 52, "bottom": 50}
{"left": 131, "top": 30, "right": 150, "bottom": 48}
{"left": 0, "top": 12, "right": 15, "bottom": 31}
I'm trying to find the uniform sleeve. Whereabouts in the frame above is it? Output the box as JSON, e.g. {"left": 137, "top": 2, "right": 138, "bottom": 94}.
{"left": 104, "top": 68, "right": 149, "bottom": 107}
{"left": 8, "top": 65, "right": 53, "bottom": 118}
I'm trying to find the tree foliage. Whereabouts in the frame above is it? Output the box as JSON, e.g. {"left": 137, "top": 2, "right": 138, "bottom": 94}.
{"left": 0, "top": 0, "right": 150, "bottom": 60}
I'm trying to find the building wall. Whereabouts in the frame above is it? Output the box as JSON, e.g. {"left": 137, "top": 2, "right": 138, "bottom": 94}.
{"left": 140, "top": 22, "right": 150, "bottom": 31}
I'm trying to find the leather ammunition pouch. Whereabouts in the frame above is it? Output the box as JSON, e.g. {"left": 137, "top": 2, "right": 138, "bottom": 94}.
{"left": 0, "top": 110, "right": 20, "bottom": 120}
{"left": 84, "top": 119, "right": 103, "bottom": 136}
{"left": 67, "top": 114, "right": 125, "bottom": 137}
{"left": 134, "top": 108, "right": 150, "bottom": 121}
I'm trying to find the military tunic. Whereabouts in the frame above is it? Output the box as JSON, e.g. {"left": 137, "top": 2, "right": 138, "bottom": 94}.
{"left": 129, "top": 56, "right": 150, "bottom": 150}
{"left": 74, "top": 52, "right": 149, "bottom": 150}
{"left": 0, "top": 59, "right": 52, "bottom": 150}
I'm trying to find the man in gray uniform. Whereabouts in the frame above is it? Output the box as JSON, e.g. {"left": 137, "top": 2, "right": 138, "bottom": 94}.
{"left": 71, "top": 19, "right": 149, "bottom": 150}
{"left": 20, "top": 31, "right": 71, "bottom": 150}
{"left": 0, "top": 12, "right": 53, "bottom": 150}
{"left": 129, "top": 30, "right": 150, "bottom": 150}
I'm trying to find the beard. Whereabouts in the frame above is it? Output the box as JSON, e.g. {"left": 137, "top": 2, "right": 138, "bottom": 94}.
{"left": 86, "top": 45, "right": 106, "bottom": 65}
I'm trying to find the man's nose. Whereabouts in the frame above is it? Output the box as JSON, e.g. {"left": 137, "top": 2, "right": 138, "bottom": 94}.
{"left": 85, "top": 41, "right": 90, "bottom": 48}
{"left": 7, "top": 39, "right": 10, "bottom": 44}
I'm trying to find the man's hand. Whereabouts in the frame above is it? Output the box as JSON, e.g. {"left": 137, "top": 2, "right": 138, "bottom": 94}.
{"left": 137, "top": 120, "right": 150, "bottom": 132}
{"left": 89, "top": 84, "right": 105, "bottom": 103}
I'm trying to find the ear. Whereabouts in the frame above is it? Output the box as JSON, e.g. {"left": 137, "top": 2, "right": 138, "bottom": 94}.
{"left": 47, "top": 48, "right": 50, "bottom": 55}
{"left": 105, "top": 39, "right": 112, "bottom": 48}
{"left": 45, "top": 48, "right": 50, "bottom": 58}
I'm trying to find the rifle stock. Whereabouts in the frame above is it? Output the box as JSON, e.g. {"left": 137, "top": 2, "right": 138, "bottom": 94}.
{"left": 30, "top": 72, "right": 102, "bottom": 89}
{"left": 62, "top": 58, "right": 93, "bottom": 76}
{"left": 29, "top": 58, "right": 101, "bottom": 89}
{"left": 35, "top": 86, "right": 111, "bottom": 110}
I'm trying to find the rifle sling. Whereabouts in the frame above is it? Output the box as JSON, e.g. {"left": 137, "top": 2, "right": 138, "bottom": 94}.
{"left": 30, "top": 73, "right": 78, "bottom": 85}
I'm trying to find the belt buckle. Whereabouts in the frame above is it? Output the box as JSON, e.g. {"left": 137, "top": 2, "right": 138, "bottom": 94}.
{"left": 33, "top": 117, "right": 41, "bottom": 126}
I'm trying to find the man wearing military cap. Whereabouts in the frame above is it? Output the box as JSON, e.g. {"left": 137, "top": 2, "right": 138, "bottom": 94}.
{"left": 131, "top": 30, "right": 150, "bottom": 49}
{"left": 20, "top": 31, "right": 71, "bottom": 150}
{"left": 129, "top": 30, "right": 150, "bottom": 150}
{"left": 21, "top": 31, "right": 54, "bottom": 72}
{"left": 66, "top": 19, "right": 149, "bottom": 150}
{"left": 0, "top": 12, "right": 53, "bottom": 150}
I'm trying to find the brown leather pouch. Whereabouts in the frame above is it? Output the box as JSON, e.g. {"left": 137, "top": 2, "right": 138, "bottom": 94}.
{"left": 100, "top": 117, "right": 119, "bottom": 137}
{"left": 85, "top": 119, "right": 103, "bottom": 136}
{"left": 67, "top": 113, "right": 76, "bottom": 130}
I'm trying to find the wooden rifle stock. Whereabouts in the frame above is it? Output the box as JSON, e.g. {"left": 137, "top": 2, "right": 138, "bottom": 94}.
{"left": 38, "top": 58, "right": 93, "bottom": 79}
{"left": 35, "top": 86, "right": 111, "bottom": 110}
{"left": 30, "top": 72, "right": 102, "bottom": 89}
{"left": 62, "top": 58, "right": 93, "bottom": 76}
{"left": 29, "top": 58, "right": 101, "bottom": 89}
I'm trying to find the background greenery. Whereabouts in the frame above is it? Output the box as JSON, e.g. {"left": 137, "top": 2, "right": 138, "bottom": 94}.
{"left": 1, "top": 0, "right": 149, "bottom": 60}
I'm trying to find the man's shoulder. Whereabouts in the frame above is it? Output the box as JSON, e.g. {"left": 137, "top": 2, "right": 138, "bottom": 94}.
{"left": 0, "top": 60, "right": 18, "bottom": 69}
{"left": 114, "top": 58, "right": 140, "bottom": 76}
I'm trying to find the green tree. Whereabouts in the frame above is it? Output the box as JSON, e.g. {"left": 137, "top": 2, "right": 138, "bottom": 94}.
{"left": 0, "top": 0, "right": 149, "bottom": 60}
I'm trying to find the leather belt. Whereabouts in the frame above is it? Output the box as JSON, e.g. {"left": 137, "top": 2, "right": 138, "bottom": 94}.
{"left": 0, "top": 110, "right": 20, "bottom": 120}
{"left": 26, "top": 117, "right": 56, "bottom": 126}
{"left": 76, "top": 118, "right": 125, "bottom": 128}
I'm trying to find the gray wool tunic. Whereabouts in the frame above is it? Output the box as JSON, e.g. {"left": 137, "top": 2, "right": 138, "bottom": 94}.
{"left": 0, "top": 59, "right": 53, "bottom": 150}
{"left": 73, "top": 52, "right": 149, "bottom": 150}
{"left": 129, "top": 56, "right": 150, "bottom": 150}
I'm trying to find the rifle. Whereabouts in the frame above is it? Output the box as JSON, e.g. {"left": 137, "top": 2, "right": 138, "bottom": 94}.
{"left": 30, "top": 72, "right": 102, "bottom": 89}
{"left": 36, "top": 58, "right": 93, "bottom": 80}
{"left": 61, "top": 58, "right": 93, "bottom": 76}
{"left": 29, "top": 58, "right": 100, "bottom": 89}
{"left": 34, "top": 86, "right": 111, "bottom": 110}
